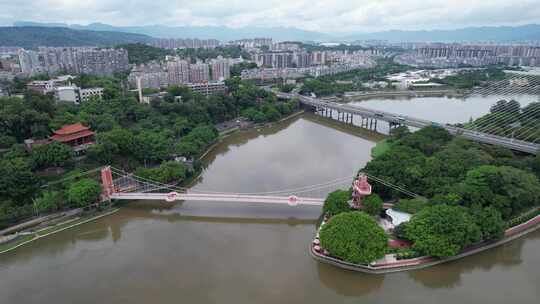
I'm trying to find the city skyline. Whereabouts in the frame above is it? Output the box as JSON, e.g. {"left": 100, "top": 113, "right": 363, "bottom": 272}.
{"left": 2, "top": 0, "right": 540, "bottom": 34}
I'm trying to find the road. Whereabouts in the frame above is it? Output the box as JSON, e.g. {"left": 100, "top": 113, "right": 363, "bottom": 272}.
{"left": 275, "top": 91, "right": 540, "bottom": 154}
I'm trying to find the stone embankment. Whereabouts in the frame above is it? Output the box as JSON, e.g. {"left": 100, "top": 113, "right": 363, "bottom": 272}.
{"left": 310, "top": 213, "right": 540, "bottom": 274}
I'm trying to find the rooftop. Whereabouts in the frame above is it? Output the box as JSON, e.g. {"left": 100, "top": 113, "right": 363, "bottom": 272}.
{"left": 52, "top": 123, "right": 91, "bottom": 135}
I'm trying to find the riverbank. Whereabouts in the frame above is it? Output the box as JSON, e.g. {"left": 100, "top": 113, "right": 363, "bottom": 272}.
{"left": 0, "top": 208, "right": 120, "bottom": 255}
{"left": 371, "top": 139, "right": 392, "bottom": 158}
{"left": 310, "top": 212, "right": 540, "bottom": 274}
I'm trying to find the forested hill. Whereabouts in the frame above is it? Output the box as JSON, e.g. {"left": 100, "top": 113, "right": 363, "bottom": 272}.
{"left": 0, "top": 26, "right": 154, "bottom": 49}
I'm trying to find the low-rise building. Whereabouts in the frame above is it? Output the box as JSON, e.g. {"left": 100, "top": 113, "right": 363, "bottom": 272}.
{"left": 27, "top": 75, "right": 76, "bottom": 94}
{"left": 54, "top": 86, "right": 103, "bottom": 103}
{"left": 186, "top": 82, "right": 227, "bottom": 96}
{"left": 79, "top": 87, "right": 104, "bottom": 102}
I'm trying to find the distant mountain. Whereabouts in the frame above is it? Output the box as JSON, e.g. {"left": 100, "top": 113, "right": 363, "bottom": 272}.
{"left": 11, "top": 22, "right": 540, "bottom": 43}
{"left": 14, "top": 21, "right": 332, "bottom": 42}
{"left": 343, "top": 25, "right": 540, "bottom": 43}
{"left": 1, "top": 26, "right": 154, "bottom": 49}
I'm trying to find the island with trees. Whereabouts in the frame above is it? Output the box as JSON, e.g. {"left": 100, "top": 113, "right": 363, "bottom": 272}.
{"left": 310, "top": 125, "right": 540, "bottom": 273}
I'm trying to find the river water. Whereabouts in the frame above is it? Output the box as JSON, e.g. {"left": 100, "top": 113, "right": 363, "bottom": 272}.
{"left": 0, "top": 97, "right": 539, "bottom": 303}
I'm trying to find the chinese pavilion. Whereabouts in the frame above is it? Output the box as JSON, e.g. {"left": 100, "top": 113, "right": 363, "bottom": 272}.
{"left": 351, "top": 174, "right": 372, "bottom": 209}
{"left": 51, "top": 123, "right": 95, "bottom": 153}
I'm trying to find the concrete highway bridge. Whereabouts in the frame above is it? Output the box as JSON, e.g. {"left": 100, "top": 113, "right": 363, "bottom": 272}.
{"left": 275, "top": 92, "right": 540, "bottom": 154}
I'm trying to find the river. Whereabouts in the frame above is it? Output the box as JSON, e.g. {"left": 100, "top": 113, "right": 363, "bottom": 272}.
{"left": 0, "top": 96, "right": 539, "bottom": 303}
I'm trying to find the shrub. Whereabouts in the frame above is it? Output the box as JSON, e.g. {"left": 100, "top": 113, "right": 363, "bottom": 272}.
{"left": 506, "top": 208, "right": 540, "bottom": 228}
{"left": 33, "top": 191, "right": 64, "bottom": 214}
{"left": 395, "top": 248, "right": 422, "bottom": 260}
{"left": 320, "top": 211, "right": 388, "bottom": 264}
{"left": 393, "top": 222, "right": 409, "bottom": 240}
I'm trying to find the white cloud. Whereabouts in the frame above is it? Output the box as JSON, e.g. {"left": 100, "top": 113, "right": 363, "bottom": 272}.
{"left": 0, "top": 0, "right": 539, "bottom": 33}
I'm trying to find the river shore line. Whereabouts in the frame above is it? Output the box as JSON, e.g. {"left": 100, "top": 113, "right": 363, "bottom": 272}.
{"left": 1, "top": 110, "right": 307, "bottom": 255}
{"left": 310, "top": 213, "right": 540, "bottom": 274}
{"left": 342, "top": 89, "right": 465, "bottom": 101}
{"left": 0, "top": 208, "right": 120, "bottom": 255}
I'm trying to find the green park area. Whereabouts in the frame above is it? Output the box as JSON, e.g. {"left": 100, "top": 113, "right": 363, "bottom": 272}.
{"left": 0, "top": 74, "right": 299, "bottom": 231}
{"left": 318, "top": 125, "right": 540, "bottom": 264}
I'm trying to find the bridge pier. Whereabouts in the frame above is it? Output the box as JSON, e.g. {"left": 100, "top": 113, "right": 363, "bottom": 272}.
{"left": 389, "top": 121, "right": 402, "bottom": 130}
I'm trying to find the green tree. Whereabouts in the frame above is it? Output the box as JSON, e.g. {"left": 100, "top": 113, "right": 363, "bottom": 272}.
{"left": 394, "top": 197, "right": 429, "bottom": 214}
{"left": 319, "top": 212, "right": 388, "bottom": 264}
{"left": 67, "top": 179, "right": 102, "bottom": 208}
{"left": 472, "top": 206, "right": 506, "bottom": 241}
{"left": 457, "top": 165, "right": 540, "bottom": 219}
{"left": 0, "top": 135, "right": 16, "bottom": 149}
{"left": 116, "top": 43, "right": 173, "bottom": 64}
{"left": 398, "top": 126, "right": 452, "bottom": 156}
{"left": 135, "top": 161, "right": 187, "bottom": 183}
{"left": 363, "top": 194, "right": 383, "bottom": 216}
{"left": 405, "top": 205, "right": 482, "bottom": 257}
{"left": 0, "top": 157, "right": 37, "bottom": 204}
{"left": 30, "top": 141, "right": 74, "bottom": 169}
{"left": 322, "top": 189, "right": 352, "bottom": 216}
{"left": 133, "top": 131, "right": 171, "bottom": 164}
{"left": 389, "top": 126, "right": 410, "bottom": 140}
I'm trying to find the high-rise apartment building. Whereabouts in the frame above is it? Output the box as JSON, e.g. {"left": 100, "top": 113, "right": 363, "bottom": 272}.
{"left": 294, "top": 52, "right": 312, "bottom": 68}
{"left": 189, "top": 63, "right": 210, "bottom": 83}
{"left": 256, "top": 52, "right": 293, "bottom": 68}
{"left": 167, "top": 59, "right": 190, "bottom": 85}
{"left": 17, "top": 47, "right": 129, "bottom": 76}
{"left": 210, "top": 57, "right": 230, "bottom": 81}
{"left": 76, "top": 48, "right": 129, "bottom": 76}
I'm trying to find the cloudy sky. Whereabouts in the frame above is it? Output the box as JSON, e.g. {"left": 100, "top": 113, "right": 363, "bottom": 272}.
{"left": 1, "top": 0, "right": 540, "bottom": 33}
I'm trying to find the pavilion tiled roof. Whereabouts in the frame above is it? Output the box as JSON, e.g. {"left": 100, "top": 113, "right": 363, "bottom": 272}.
{"left": 51, "top": 130, "right": 95, "bottom": 143}
{"left": 52, "top": 123, "right": 90, "bottom": 135}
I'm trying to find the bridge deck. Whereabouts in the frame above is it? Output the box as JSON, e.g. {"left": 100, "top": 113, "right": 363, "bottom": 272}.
{"left": 109, "top": 192, "right": 395, "bottom": 209}
{"left": 110, "top": 192, "right": 325, "bottom": 206}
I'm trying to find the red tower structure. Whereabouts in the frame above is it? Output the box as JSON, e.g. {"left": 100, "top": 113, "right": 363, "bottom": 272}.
{"left": 351, "top": 174, "right": 372, "bottom": 209}
{"left": 101, "top": 166, "right": 114, "bottom": 200}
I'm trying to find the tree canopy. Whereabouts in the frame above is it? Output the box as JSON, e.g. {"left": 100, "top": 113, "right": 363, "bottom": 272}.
{"left": 67, "top": 179, "right": 102, "bottom": 208}
{"left": 322, "top": 189, "right": 352, "bottom": 216}
{"left": 319, "top": 211, "right": 388, "bottom": 264}
{"left": 362, "top": 194, "right": 383, "bottom": 216}
{"left": 405, "top": 205, "right": 482, "bottom": 257}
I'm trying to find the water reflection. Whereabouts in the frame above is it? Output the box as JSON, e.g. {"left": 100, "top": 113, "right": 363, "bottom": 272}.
{"left": 190, "top": 114, "right": 376, "bottom": 195}
{"left": 317, "top": 263, "right": 384, "bottom": 296}
{"left": 409, "top": 234, "right": 530, "bottom": 289}
{"left": 350, "top": 94, "right": 539, "bottom": 125}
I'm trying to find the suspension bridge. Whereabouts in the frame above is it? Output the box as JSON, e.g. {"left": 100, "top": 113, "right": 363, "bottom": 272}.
{"left": 273, "top": 72, "right": 540, "bottom": 154}
{"left": 92, "top": 166, "right": 411, "bottom": 207}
